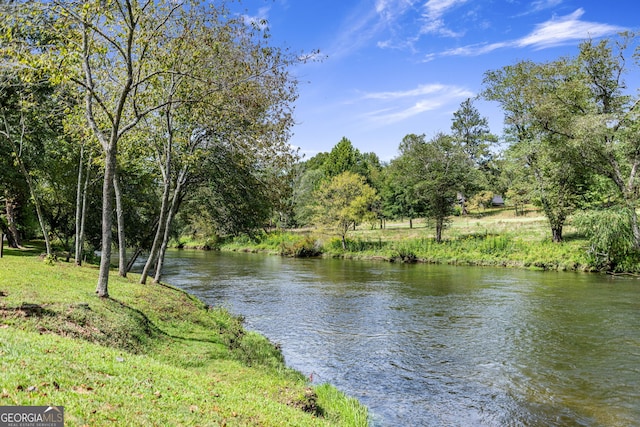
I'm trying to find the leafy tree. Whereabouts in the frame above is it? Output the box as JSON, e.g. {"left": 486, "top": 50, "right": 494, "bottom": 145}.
{"left": 324, "top": 137, "right": 358, "bottom": 179}
{"left": 451, "top": 98, "right": 497, "bottom": 167}
{"left": 392, "top": 133, "right": 473, "bottom": 242}
{"left": 569, "top": 34, "right": 640, "bottom": 248}
{"left": 292, "top": 166, "right": 325, "bottom": 227}
{"left": 450, "top": 98, "right": 498, "bottom": 214}
{"left": 573, "top": 208, "right": 638, "bottom": 271}
{"left": 312, "top": 171, "right": 378, "bottom": 249}
{"left": 483, "top": 57, "right": 590, "bottom": 241}
{"left": 382, "top": 134, "right": 429, "bottom": 228}
{"left": 13, "top": 0, "right": 307, "bottom": 295}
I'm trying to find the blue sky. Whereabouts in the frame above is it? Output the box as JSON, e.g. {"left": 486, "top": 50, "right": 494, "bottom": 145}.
{"left": 236, "top": 0, "right": 637, "bottom": 162}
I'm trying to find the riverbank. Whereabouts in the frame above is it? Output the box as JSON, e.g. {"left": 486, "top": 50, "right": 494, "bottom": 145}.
{"left": 188, "top": 209, "right": 595, "bottom": 272}
{"left": 0, "top": 246, "right": 368, "bottom": 426}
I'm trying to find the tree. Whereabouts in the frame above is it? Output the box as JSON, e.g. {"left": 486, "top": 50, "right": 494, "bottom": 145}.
{"left": 312, "top": 171, "right": 378, "bottom": 249}
{"left": 391, "top": 133, "right": 472, "bottom": 242}
{"left": 324, "top": 137, "right": 358, "bottom": 179}
{"left": 570, "top": 34, "right": 640, "bottom": 248}
{"left": 0, "top": 2, "right": 74, "bottom": 256}
{"left": 483, "top": 58, "right": 590, "bottom": 242}
{"left": 40, "top": 0, "right": 305, "bottom": 295}
{"left": 134, "top": 7, "right": 302, "bottom": 284}
{"left": 450, "top": 98, "right": 498, "bottom": 214}
{"left": 383, "top": 134, "right": 429, "bottom": 228}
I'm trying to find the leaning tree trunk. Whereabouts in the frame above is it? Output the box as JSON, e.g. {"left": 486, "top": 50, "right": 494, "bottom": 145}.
{"left": 153, "top": 166, "right": 188, "bottom": 284}
{"left": 3, "top": 126, "right": 52, "bottom": 256}
{"left": 139, "top": 160, "right": 171, "bottom": 284}
{"left": 15, "top": 157, "right": 51, "bottom": 256}
{"left": 153, "top": 197, "right": 179, "bottom": 284}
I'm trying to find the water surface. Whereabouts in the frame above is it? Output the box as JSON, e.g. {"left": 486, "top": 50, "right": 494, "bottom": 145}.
{"left": 161, "top": 250, "right": 640, "bottom": 426}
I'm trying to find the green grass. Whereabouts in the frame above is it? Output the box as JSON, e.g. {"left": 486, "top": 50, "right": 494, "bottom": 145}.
{"left": 216, "top": 208, "right": 594, "bottom": 271}
{"left": 0, "top": 248, "right": 368, "bottom": 426}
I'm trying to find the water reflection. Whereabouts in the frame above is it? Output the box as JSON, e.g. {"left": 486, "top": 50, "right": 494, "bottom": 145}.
{"left": 161, "top": 250, "right": 640, "bottom": 426}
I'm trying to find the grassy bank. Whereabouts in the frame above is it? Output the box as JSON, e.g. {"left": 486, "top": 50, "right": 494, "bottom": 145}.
{"left": 209, "top": 208, "right": 594, "bottom": 272}
{"left": 0, "top": 247, "right": 368, "bottom": 426}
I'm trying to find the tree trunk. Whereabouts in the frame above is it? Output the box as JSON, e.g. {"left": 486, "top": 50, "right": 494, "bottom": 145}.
{"left": 4, "top": 193, "right": 21, "bottom": 248}
{"left": 126, "top": 246, "right": 143, "bottom": 273}
{"left": 409, "top": 218, "right": 413, "bottom": 229}
{"left": 630, "top": 205, "right": 640, "bottom": 250}
{"left": 153, "top": 169, "right": 188, "bottom": 283}
{"left": 435, "top": 217, "right": 444, "bottom": 243}
{"left": 96, "top": 146, "right": 116, "bottom": 298}
{"left": 153, "top": 198, "right": 177, "bottom": 283}
{"left": 113, "top": 171, "right": 127, "bottom": 277}
{"left": 74, "top": 144, "right": 84, "bottom": 265}
{"left": 341, "top": 234, "right": 347, "bottom": 250}
{"left": 4, "top": 128, "right": 51, "bottom": 256}
{"left": 139, "top": 169, "right": 170, "bottom": 284}
{"left": 76, "top": 149, "right": 92, "bottom": 266}
{"left": 551, "top": 226, "right": 563, "bottom": 243}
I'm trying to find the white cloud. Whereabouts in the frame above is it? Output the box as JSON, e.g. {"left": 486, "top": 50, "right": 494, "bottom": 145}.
{"left": 363, "top": 83, "right": 448, "bottom": 99}
{"left": 530, "top": 0, "right": 563, "bottom": 13}
{"left": 517, "top": 8, "right": 624, "bottom": 49}
{"left": 427, "top": 8, "right": 626, "bottom": 58}
{"left": 420, "top": 0, "right": 468, "bottom": 37}
{"left": 360, "top": 84, "right": 473, "bottom": 124}
{"left": 332, "top": 0, "right": 419, "bottom": 56}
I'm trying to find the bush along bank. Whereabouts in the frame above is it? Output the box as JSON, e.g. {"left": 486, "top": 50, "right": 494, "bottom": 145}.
{"left": 212, "top": 230, "right": 596, "bottom": 272}
{"left": 0, "top": 247, "right": 368, "bottom": 426}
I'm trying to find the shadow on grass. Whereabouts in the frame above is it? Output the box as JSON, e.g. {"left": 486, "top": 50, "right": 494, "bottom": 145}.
{"left": 0, "top": 303, "right": 57, "bottom": 317}
{"left": 2, "top": 245, "right": 43, "bottom": 257}
{"left": 107, "top": 296, "right": 223, "bottom": 345}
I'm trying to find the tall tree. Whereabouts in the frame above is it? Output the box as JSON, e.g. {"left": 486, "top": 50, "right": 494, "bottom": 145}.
{"left": 391, "top": 133, "right": 472, "bottom": 242}
{"left": 43, "top": 0, "right": 304, "bottom": 295}
{"left": 483, "top": 58, "right": 589, "bottom": 242}
{"left": 450, "top": 98, "right": 498, "bottom": 214}
{"left": 383, "top": 134, "right": 428, "bottom": 228}
{"left": 571, "top": 34, "right": 640, "bottom": 247}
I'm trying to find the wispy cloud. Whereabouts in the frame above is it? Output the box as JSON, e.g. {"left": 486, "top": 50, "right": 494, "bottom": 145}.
{"left": 516, "top": 8, "right": 624, "bottom": 48}
{"left": 360, "top": 83, "right": 473, "bottom": 124}
{"left": 420, "top": 0, "right": 468, "bottom": 37}
{"left": 530, "top": 0, "right": 564, "bottom": 13}
{"left": 428, "top": 8, "right": 626, "bottom": 59}
{"left": 331, "top": 0, "right": 418, "bottom": 57}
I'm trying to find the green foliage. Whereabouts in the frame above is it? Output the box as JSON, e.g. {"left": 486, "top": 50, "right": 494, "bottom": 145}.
{"left": 468, "top": 190, "right": 495, "bottom": 211}
{"left": 313, "top": 171, "right": 379, "bottom": 248}
{"left": 572, "top": 208, "right": 640, "bottom": 271}
{"left": 323, "top": 137, "right": 358, "bottom": 178}
{"left": 392, "top": 132, "right": 473, "bottom": 242}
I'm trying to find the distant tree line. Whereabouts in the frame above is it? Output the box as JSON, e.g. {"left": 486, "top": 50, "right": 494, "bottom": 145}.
{"left": 290, "top": 33, "right": 640, "bottom": 270}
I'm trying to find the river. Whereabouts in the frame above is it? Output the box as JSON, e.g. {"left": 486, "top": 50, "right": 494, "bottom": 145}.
{"left": 159, "top": 250, "right": 640, "bottom": 426}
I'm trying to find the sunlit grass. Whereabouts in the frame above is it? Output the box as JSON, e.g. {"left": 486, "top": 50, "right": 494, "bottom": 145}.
{"left": 218, "top": 207, "right": 593, "bottom": 271}
{"left": 0, "top": 252, "right": 368, "bottom": 426}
